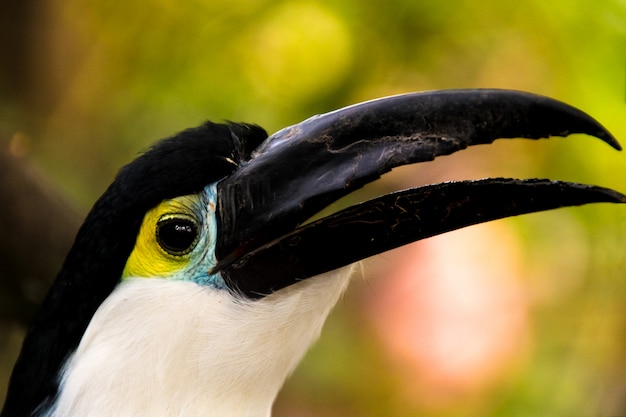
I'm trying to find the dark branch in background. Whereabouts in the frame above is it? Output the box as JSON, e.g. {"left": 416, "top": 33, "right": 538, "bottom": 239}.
{"left": 0, "top": 137, "right": 81, "bottom": 326}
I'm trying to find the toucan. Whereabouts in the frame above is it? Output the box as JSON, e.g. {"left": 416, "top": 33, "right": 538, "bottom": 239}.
{"left": 2, "top": 90, "right": 624, "bottom": 417}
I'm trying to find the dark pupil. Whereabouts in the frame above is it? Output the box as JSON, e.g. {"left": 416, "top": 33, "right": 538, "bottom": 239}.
{"left": 157, "top": 219, "right": 197, "bottom": 254}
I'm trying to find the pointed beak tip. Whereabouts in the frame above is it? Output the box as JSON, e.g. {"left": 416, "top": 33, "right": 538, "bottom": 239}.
{"left": 613, "top": 190, "right": 626, "bottom": 203}
{"left": 597, "top": 130, "right": 622, "bottom": 151}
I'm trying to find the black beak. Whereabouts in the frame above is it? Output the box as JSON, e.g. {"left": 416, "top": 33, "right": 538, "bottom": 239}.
{"left": 213, "top": 89, "right": 624, "bottom": 298}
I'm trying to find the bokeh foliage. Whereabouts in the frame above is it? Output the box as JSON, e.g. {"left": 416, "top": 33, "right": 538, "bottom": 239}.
{"left": 1, "top": 0, "right": 625, "bottom": 415}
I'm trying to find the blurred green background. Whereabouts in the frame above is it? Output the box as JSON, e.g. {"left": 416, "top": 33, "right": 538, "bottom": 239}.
{"left": 1, "top": 0, "right": 626, "bottom": 415}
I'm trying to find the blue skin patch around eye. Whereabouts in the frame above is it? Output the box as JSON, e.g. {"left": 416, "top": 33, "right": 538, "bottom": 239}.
{"left": 167, "top": 183, "right": 227, "bottom": 290}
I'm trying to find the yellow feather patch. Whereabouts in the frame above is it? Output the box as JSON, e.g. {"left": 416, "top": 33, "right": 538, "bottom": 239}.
{"left": 122, "top": 195, "right": 201, "bottom": 280}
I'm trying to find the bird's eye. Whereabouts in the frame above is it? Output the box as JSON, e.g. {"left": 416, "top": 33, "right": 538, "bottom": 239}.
{"left": 156, "top": 214, "right": 199, "bottom": 256}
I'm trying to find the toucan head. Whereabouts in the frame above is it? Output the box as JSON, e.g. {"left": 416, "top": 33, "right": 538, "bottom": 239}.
{"left": 3, "top": 89, "right": 624, "bottom": 417}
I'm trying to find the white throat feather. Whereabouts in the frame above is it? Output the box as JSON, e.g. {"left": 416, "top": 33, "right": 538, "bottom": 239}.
{"left": 43, "top": 266, "right": 353, "bottom": 417}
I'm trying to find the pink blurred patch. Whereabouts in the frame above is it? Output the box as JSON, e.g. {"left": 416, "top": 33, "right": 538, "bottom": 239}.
{"left": 366, "top": 223, "right": 530, "bottom": 407}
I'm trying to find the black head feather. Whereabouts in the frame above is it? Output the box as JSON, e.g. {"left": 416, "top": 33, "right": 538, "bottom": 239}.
{"left": 1, "top": 121, "right": 267, "bottom": 417}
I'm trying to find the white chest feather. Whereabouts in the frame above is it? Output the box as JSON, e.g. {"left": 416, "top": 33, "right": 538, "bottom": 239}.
{"left": 43, "top": 267, "right": 353, "bottom": 417}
